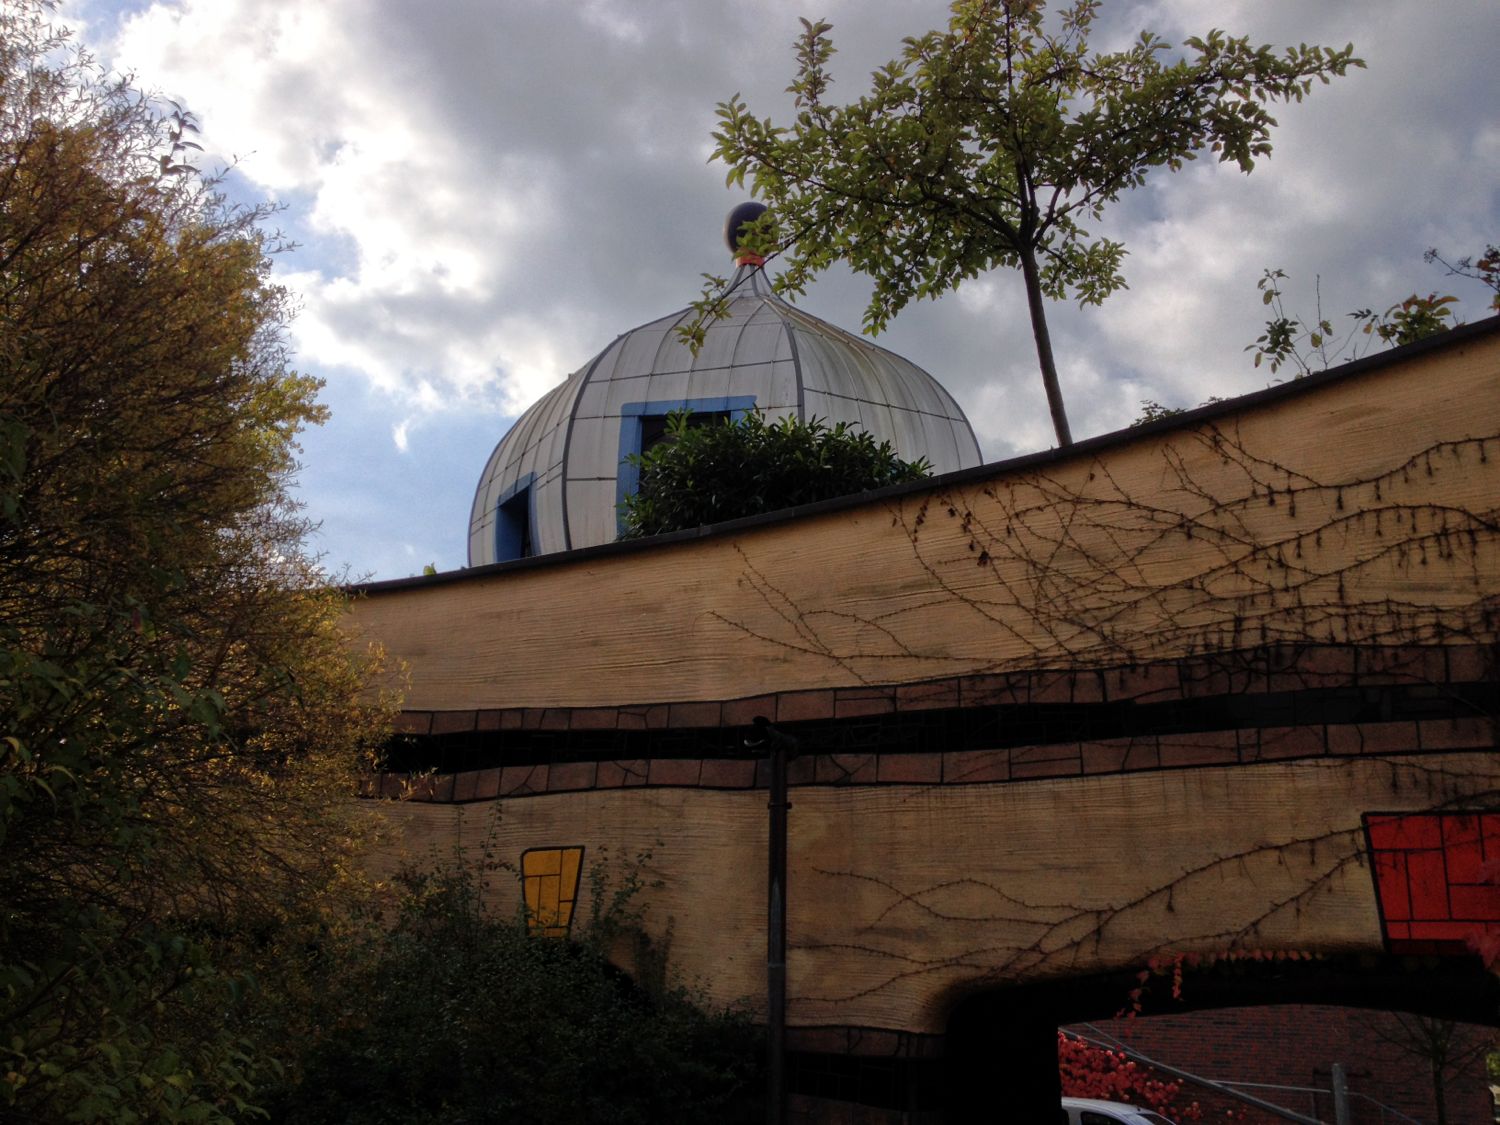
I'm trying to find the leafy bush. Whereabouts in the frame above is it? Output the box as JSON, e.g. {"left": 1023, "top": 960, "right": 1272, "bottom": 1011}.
{"left": 261, "top": 857, "right": 761, "bottom": 1125}
{"left": 619, "top": 411, "right": 930, "bottom": 539}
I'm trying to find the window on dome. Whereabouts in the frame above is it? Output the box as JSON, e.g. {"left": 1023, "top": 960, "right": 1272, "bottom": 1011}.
{"left": 615, "top": 396, "right": 758, "bottom": 535}
{"left": 495, "top": 485, "right": 534, "bottom": 561}
{"left": 638, "top": 409, "right": 730, "bottom": 454}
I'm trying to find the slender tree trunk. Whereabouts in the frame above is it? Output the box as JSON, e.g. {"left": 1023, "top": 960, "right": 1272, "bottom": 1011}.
{"left": 1019, "top": 242, "right": 1074, "bottom": 448}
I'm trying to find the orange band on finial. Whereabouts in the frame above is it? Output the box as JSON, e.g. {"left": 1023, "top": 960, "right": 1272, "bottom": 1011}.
{"left": 734, "top": 252, "right": 766, "bottom": 266}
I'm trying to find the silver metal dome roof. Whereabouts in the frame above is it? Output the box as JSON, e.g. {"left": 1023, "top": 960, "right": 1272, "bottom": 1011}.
{"left": 468, "top": 264, "right": 982, "bottom": 565}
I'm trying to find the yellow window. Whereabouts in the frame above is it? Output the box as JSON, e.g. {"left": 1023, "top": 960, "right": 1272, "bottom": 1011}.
{"left": 520, "top": 846, "right": 585, "bottom": 937}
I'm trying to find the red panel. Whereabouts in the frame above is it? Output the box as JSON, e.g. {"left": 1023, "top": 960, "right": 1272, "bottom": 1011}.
{"left": 1444, "top": 815, "right": 1486, "bottom": 880}
{"left": 1367, "top": 812, "right": 1500, "bottom": 960}
{"left": 1382, "top": 816, "right": 1444, "bottom": 849}
{"left": 1406, "top": 850, "right": 1451, "bottom": 919}
{"left": 1407, "top": 920, "right": 1473, "bottom": 941}
{"left": 1485, "top": 815, "right": 1500, "bottom": 859}
{"left": 1443, "top": 814, "right": 1483, "bottom": 849}
{"left": 1446, "top": 837, "right": 1486, "bottom": 883}
{"left": 1373, "top": 851, "right": 1411, "bottom": 920}
{"left": 1448, "top": 884, "right": 1500, "bottom": 920}
{"left": 1365, "top": 815, "right": 1402, "bottom": 850}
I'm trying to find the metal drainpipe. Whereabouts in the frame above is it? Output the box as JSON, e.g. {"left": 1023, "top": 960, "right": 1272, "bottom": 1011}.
{"left": 751, "top": 717, "right": 798, "bottom": 1125}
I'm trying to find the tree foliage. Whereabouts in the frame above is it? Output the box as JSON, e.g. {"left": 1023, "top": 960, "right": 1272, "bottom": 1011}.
{"left": 698, "top": 0, "right": 1362, "bottom": 446}
{"left": 1136, "top": 236, "right": 1496, "bottom": 423}
{"left": 1353, "top": 1014, "right": 1495, "bottom": 1125}
{"left": 618, "top": 410, "right": 931, "bottom": 539}
{"left": 1247, "top": 271, "right": 1457, "bottom": 376}
{"left": 262, "top": 856, "right": 761, "bottom": 1125}
{"left": 0, "top": 4, "right": 388, "bottom": 1119}
{"left": 1427, "top": 243, "right": 1500, "bottom": 313}
{"left": 1246, "top": 237, "right": 1497, "bottom": 378}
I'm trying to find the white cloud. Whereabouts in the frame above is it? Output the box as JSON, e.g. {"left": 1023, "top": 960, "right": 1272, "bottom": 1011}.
{"left": 62, "top": 0, "right": 1500, "bottom": 576}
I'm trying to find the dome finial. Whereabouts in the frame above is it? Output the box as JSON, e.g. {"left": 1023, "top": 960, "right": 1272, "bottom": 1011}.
{"left": 724, "top": 201, "right": 769, "bottom": 266}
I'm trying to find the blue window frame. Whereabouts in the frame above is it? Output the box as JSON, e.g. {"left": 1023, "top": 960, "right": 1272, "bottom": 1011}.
{"left": 494, "top": 473, "right": 537, "bottom": 562}
{"left": 615, "top": 396, "right": 757, "bottom": 532}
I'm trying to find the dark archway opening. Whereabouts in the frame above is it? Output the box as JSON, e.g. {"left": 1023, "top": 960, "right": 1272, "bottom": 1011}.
{"left": 941, "top": 953, "right": 1499, "bottom": 1123}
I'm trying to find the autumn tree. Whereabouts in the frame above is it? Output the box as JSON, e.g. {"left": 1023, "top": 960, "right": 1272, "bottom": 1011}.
{"left": 702, "top": 0, "right": 1362, "bottom": 446}
{"left": 0, "top": 4, "right": 387, "bottom": 1119}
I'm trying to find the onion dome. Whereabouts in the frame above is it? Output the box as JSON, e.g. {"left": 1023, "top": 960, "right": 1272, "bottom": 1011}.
{"left": 468, "top": 207, "right": 983, "bottom": 565}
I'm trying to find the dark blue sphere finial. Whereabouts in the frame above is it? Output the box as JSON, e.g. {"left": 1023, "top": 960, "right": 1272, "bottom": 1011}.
{"left": 724, "top": 201, "right": 769, "bottom": 257}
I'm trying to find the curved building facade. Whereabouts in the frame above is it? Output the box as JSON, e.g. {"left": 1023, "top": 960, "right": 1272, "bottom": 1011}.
{"left": 468, "top": 249, "right": 982, "bottom": 566}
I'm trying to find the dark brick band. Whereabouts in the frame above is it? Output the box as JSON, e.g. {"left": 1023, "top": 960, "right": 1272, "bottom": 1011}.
{"left": 363, "top": 644, "right": 1497, "bottom": 802}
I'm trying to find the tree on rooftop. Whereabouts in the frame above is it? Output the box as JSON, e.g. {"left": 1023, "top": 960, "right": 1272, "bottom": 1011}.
{"left": 699, "top": 0, "right": 1363, "bottom": 447}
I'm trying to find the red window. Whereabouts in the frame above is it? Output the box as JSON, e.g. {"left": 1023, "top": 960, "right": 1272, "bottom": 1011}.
{"left": 1365, "top": 812, "right": 1500, "bottom": 957}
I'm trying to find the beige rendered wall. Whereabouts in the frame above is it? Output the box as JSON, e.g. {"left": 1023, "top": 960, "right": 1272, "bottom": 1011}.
{"left": 364, "top": 751, "right": 1500, "bottom": 1035}
{"left": 346, "top": 329, "right": 1500, "bottom": 712}
{"left": 350, "top": 325, "right": 1500, "bottom": 1036}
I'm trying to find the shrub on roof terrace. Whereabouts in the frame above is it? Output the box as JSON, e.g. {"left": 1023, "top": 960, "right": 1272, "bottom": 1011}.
{"left": 619, "top": 409, "right": 931, "bottom": 539}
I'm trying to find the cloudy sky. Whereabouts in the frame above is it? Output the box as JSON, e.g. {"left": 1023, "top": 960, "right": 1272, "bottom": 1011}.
{"left": 60, "top": 0, "right": 1500, "bottom": 580}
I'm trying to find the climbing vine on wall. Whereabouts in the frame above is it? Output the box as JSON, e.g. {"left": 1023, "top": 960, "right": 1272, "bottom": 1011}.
{"left": 712, "top": 423, "right": 1499, "bottom": 681}
{"left": 706, "top": 408, "right": 1500, "bottom": 1017}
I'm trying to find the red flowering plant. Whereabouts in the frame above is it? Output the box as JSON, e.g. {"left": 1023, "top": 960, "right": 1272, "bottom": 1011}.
{"left": 1466, "top": 855, "right": 1500, "bottom": 970}
{"left": 1059, "top": 1032, "right": 1251, "bottom": 1122}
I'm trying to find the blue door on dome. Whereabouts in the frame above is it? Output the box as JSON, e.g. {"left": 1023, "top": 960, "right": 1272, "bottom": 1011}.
{"left": 494, "top": 474, "right": 537, "bottom": 562}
